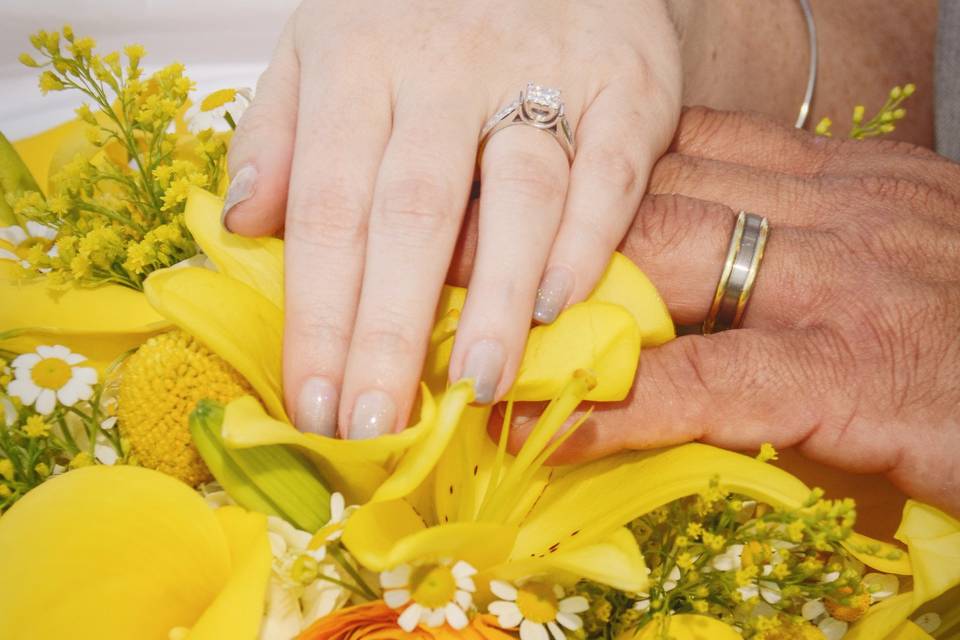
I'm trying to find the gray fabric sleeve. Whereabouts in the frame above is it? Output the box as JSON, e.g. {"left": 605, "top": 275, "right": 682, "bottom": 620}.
{"left": 937, "top": 0, "right": 960, "bottom": 160}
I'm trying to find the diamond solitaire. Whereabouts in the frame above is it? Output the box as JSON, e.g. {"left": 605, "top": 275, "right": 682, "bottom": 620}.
{"left": 521, "top": 83, "right": 563, "bottom": 123}
{"left": 478, "top": 82, "right": 575, "bottom": 164}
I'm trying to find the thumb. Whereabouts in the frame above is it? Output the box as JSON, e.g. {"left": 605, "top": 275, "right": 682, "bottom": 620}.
{"left": 221, "top": 19, "right": 299, "bottom": 236}
{"left": 499, "top": 330, "right": 826, "bottom": 465}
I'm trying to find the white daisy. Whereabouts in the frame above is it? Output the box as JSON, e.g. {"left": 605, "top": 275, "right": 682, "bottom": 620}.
{"left": 862, "top": 572, "right": 899, "bottom": 602}
{"left": 711, "top": 544, "right": 745, "bottom": 571}
{"left": 738, "top": 579, "right": 782, "bottom": 605}
{"left": 317, "top": 492, "right": 356, "bottom": 542}
{"left": 7, "top": 346, "right": 97, "bottom": 415}
{"left": 632, "top": 593, "right": 652, "bottom": 613}
{"left": 259, "top": 516, "right": 349, "bottom": 640}
{"left": 185, "top": 87, "right": 253, "bottom": 133}
{"left": 802, "top": 599, "right": 849, "bottom": 640}
{"left": 0, "top": 221, "right": 58, "bottom": 269}
{"left": 488, "top": 580, "right": 589, "bottom": 640}
{"left": 380, "top": 558, "right": 476, "bottom": 631}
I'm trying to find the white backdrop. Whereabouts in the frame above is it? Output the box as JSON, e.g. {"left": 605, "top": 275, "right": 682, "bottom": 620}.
{"left": 0, "top": 0, "right": 298, "bottom": 139}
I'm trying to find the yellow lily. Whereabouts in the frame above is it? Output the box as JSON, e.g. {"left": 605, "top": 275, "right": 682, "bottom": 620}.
{"left": 0, "top": 122, "right": 170, "bottom": 371}
{"left": 0, "top": 464, "right": 272, "bottom": 640}
{"left": 143, "top": 188, "right": 673, "bottom": 590}
{"left": 143, "top": 189, "right": 960, "bottom": 638}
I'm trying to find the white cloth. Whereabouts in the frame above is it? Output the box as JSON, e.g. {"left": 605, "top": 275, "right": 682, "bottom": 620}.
{"left": 0, "top": 0, "right": 297, "bottom": 139}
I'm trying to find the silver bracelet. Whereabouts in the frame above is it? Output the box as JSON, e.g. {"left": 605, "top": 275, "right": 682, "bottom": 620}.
{"left": 795, "top": 0, "right": 818, "bottom": 129}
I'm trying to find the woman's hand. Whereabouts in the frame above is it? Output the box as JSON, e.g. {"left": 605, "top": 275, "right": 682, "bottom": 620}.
{"left": 500, "top": 108, "right": 960, "bottom": 516}
{"left": 223, "top": 1, "right": 682, "bottom": 438}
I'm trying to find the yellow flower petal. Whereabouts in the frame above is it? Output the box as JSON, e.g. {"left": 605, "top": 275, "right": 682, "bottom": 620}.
{"left": 221, "top": 392, "right": 435, "bottom": 505}
{"left": 586, "top": 252, "right": 675, "bottom": 347}
{"left": 512, "top": 444, "right": 906, "bottom": 572}
{"left": 494, "top": 527, "right": 648, "bottom": 593}
{"left": 144, "top": 266, "right": 287, "bottom": 421}
{"left": 880, "top": 620, "right": 935, "bottom": 640}
{"left": 372, "top": 380, "right": 474, "bottom": 503}
{"left": 0, "top": 466, "right": 267, "bottom": 640}
{"left": 511, "top": 303, "right": 640, "bottom": 402}
{"left": 183, "top": 188, "right": 283, "bottom": 308}
{"left": 11, "top": 118, "right": 88, "bottom": 194}
{"left": 185, "top": 506, "right": 272, "bottom": 640}
{"left": 341, "top": 498, "right": 516, "bottom": 572}
{"left": 627, "top": 614, "right": 742, "bottom": 640}
{"left": 849, "top": 502, "right": 960, "bottom": 639}
{"left": 1, "top": 132, "right": 41, "bottom": 224}
{"left": 0, "top": 266, "right": 169, "bottom": 371}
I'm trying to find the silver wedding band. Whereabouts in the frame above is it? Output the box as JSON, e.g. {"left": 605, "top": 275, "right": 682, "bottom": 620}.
{"left": 478, "top": 83, "right": 575, "bottom": 164}
{"left": 703, "top": 211, "right": 769, "bottom": 334}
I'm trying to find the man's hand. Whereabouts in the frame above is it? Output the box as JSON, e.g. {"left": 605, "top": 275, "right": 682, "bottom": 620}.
{"left": 500, "top": 108, "right": 960, "bottom": 516}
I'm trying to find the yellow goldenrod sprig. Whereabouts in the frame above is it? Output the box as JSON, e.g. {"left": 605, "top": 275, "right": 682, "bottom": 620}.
{"left": 816, "top": 83, "right": 915, "bottom": 139}
{"left": 7, "top": 26, "right": 229, "bottom": 289}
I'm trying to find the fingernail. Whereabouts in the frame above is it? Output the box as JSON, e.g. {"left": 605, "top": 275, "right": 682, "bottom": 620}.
{"left": 460, "top": 339, "right": 506, "bottom": 405}
{"left": 349, "top": 389, "right": 397, "bottom": 440}
{"left": 221, "top": 165, "right": 257, "bottom": 230}
{"left": 295, "top": 376, "right": 338, "bottom": 437}
{"left": 533, "top": 266, "right": 574, "bottom": 324}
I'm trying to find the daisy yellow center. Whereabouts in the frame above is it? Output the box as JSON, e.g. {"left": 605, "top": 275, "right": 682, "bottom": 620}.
{"left": 118, "top": 330, "right": 254, "bottom": 486}
{"left": 31, "top": 357, "right": 72, "bottom": 390}
{"left": 516, "top": 583, "right": 559, "bottom": 624}
{"left": 200, "top": 88, "right": 237, "bottom": 112}
{"left": 410, "top": 564, "right": 457, "bottom": 609}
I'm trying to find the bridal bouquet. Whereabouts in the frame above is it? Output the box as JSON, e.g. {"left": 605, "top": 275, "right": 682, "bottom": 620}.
{"left": 1, "top": 28, "right": 958, "bottom": 640}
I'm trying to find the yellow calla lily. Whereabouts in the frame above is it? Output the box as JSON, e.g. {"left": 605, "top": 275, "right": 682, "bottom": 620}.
{"left": 9, "top": 119, "right": 88, "bottom": 196}
{"left": 0, "top": 261, "right": 169, "bottom": 371}
{"left": 0, "top": 465, "right": 271, "bottom": 640}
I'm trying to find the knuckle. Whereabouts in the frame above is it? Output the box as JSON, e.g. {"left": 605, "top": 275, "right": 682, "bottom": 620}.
{"left": 579, "top": 146, "right": 640, "bottom": 196}
{"left": 630, "top": 195, "right": 699, "bottom": 257}
{"left": 288, "top": 313, "right": 351, "bottom": 351}
{"left": 375, "top": 174, "right": 457, "bottom": 242}
{"left": 484, "top": 150, "right": 566, "bottom": 203}
{"left": 353, "top": 324, "right": 418, "bottom": 360}
{"left": 648, "top": 152, "right": 691, "bottom": 194}
{"left": 287, "top": 183, "right": 368, "bottom": 249}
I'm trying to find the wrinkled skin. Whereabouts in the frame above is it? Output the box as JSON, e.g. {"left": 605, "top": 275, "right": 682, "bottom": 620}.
{"left": 459, "top": 108, "right": 960, "bottom": 517}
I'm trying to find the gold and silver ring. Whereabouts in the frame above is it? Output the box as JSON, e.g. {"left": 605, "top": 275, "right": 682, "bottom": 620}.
{"left": 702, "top": 211, "right": 770, "bottom": 334}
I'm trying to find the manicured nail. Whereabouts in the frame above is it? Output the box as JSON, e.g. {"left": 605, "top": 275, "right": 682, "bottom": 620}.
{"left": 349, "top": 389, "right": 396, "bottom": 440}
{"left": 295, "top": 376, "right": 338, "bottom": 437}
{"left": 460, "top": 339, "right": 506, "bottom": 404}
{"left": 533, "top": 266, "right": 574, "bottom": 324}
{"left": 221, "top": 165, "right": 257, "bottom": 230}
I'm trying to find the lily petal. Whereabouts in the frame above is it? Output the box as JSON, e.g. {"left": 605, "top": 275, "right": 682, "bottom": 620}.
{"left": 0, "top": 466, "right": 268, "bottom": 640}
{"left": 510, "top": 303, "right": 640, "bottom": 402}
{"left": 145, "top": 266, "right": 286, "bottom": 421}
{"left": 585, "top": 251, "right": 675, "bottom": 347}
{"left": 185, "top": 506, "right": 272, "bottom": 640}
{"left": 630, "top": 614, "right": 742, "bottom": 640}
{"left": 342, "top": 498, "right": 515, "bottom": 572}
{"left": 0, "top": 269, "right": 169, "bottom": 372}
{"left": 183, "top": 188, "right": 284, "bottom": 308}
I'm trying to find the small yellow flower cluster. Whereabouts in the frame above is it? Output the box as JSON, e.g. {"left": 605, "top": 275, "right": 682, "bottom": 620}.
{"left": 117, "top": 330, "right": 254, "bottom": 487}
{"left": 816, "top": 84, "right": 915, "bottom": 139}
{"left": 7, "top": 26, "right": 230, "bottom": 290}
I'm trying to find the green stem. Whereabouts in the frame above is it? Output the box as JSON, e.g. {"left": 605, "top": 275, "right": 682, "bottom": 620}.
{"left": 329, "top": 545, "right": 378, "bottom": 600}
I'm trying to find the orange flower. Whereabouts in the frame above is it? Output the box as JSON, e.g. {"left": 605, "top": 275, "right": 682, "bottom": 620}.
{"left": 298, "top": 602, "right": 516, "bottom": 640}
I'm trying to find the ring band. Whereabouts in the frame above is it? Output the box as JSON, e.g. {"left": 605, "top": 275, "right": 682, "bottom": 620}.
{"left": 479, "top": 83, "right": 575, "bottom": 164}
{"left": 702, "top": 211, "right": 770, "bottom": 334}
